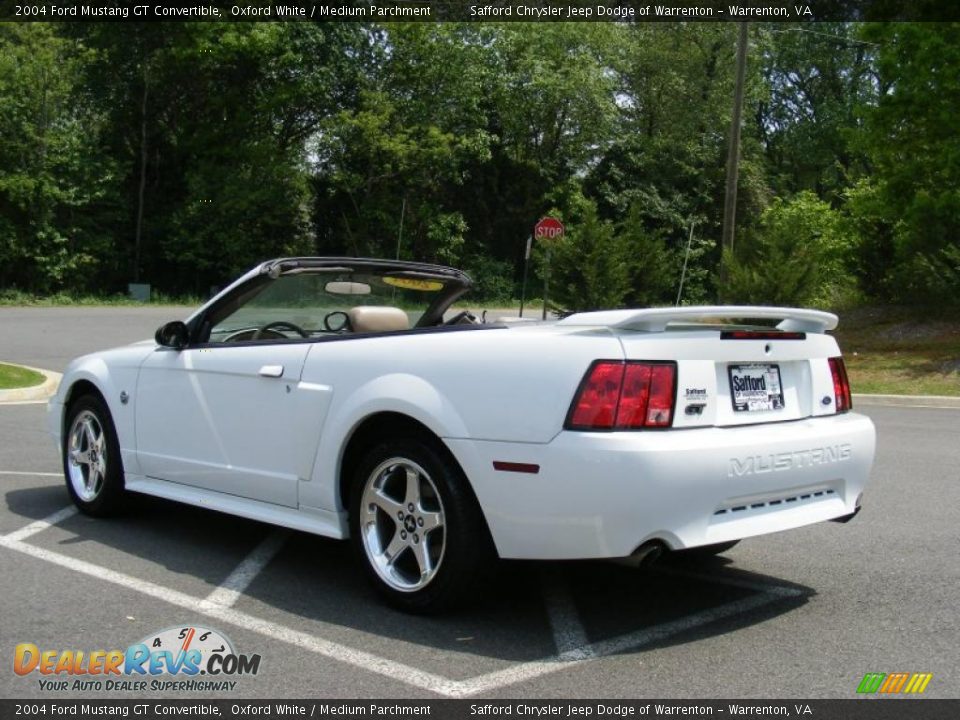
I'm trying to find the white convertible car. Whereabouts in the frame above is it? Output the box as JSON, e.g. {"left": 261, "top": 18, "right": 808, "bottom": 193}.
{"left": 49, "top": 257, "right": 876, "bottom": 612}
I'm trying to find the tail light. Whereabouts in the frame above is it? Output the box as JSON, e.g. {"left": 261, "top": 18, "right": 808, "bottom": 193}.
{"left": 566, "top": 361, "right": 676, "bottom": 430}
{"left": 828, "top": 357, "right": 852, "bottom": 413}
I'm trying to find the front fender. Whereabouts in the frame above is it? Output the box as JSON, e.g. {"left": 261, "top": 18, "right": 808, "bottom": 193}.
{"left": 53, "top": 347, "right": 154, "bottom": 476}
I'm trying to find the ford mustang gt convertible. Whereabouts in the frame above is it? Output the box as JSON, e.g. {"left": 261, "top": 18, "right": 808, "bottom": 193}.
{"left": 49, "top": 257, "right": 876, "bottom": 612}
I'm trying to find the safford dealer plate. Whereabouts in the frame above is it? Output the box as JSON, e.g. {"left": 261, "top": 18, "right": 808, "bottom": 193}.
{"left": 729, "top": 363, "right": 784, "bottom": 412}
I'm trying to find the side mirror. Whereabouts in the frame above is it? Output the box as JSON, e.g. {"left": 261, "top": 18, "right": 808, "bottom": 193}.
{"left": 155, "top": 321, "right": 190, "bottom": 350}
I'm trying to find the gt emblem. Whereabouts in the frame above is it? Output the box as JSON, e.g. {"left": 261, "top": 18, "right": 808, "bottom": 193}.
{"left": 685, "top": 403, "right": 706, "bottom": 416}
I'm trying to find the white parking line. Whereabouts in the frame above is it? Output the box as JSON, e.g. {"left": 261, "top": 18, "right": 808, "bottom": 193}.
{"left": 3, "top": 506, "right": 77, "bottom": 543}
{"left": 204, "top": 530, "right": 290, "bottom": 608}
{"left": 0, "top": 522, "right": 459, "bottom": 697}
{"left": 589, "top": 590, "right": 794, "bottom": 657}
{"left": 1, "top": 506, "right": 802, "bottom": 697}
{"left": 455, "top": 656, "right": 578, "bottom": 697}
{"left": 542, "top": 569, "right": 594, "bottom": 660}
{"left": 454, "top": 585, "right": 797, "bottom": 697}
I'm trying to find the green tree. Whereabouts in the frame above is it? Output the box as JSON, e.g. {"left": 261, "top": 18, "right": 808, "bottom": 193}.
{"left": 72, "top": 22, "right": 366, "bottom": 293}
{"left": 312, "top": 24, "right": 494, "bottom": 265}
{"left": 619, "top": 203, "right": 679, "bottom": 307}
{"left": 541, "top": 202, "right": 629, "bottom": 313}
{"left": 723, "top": 192, "right": 854, "bottom": 306}
{"left": 0, "top": 24, "right": 113, "bottom": 292}
{"left": 756, "top": 23, "right": 876, "bottom": 202}
{"left": 853, "top": 22, "right": 960, "bottom": 305}
{"left": 586, "top": 24, "right": 769, "bottom": 303}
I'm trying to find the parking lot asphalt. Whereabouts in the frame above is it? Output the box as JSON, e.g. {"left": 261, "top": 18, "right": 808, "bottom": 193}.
{"left": 1, "top": 308, "right": 958, "bottom": 699}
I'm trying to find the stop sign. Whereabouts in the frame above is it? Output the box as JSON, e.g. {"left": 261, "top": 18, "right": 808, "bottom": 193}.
{"left": 534, "top": 217, "right": 565, "bottom": 241}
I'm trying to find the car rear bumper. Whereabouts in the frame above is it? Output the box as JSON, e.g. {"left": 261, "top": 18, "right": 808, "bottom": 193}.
{"left": 445, "top": 412, "right": 876, "bottom": 560}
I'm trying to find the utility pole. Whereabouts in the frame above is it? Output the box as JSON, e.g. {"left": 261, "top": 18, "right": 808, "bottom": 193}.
{"left": 720, "top": 22, "right": 749, "bottom": 291}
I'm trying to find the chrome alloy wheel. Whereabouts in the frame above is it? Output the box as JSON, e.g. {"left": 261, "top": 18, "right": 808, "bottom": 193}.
{"left": 67, "top": 410, "right": 108, "bottom": 502}
{"left": 359, "top": 457, "right": 446, "bottom": 592}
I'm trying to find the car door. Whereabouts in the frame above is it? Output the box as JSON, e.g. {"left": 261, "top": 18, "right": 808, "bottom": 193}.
{"left": 135, "top": 342, "right": 330, "bottom": 507}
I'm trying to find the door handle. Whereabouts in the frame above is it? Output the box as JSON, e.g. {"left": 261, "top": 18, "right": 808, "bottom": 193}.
{"left": 258, "top": 365, "right": 284, "bottom": 378}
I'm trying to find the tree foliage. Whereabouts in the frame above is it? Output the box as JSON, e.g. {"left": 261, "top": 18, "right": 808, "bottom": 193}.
{"left": 0, "top": 21, "right": 956, "bottom": 310}
{"left": 540, "top": 202, "right": 629, "bottom": 313}
{"left": 851, "top": 22, "right": 960, "bottom": 305}
{"left": 0, "top": 24, "right": 112, "bottom": 292}
{"left": 723, "top": 191, "right": 854, "bottom": 306}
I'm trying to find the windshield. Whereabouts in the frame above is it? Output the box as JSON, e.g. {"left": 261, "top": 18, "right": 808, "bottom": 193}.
{"left": 205, "top": 267, "right": 458, "bottom": 343}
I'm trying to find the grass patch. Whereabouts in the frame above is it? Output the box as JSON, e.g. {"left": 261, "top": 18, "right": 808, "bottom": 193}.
{"left": 0, "top": 290, "right": 203, "bottom": 307}
{"left": 832, "top": 307, "right": 960, "bottom": 396}
{"left": 0, "top": 363, "right": 45, "bottom": 390}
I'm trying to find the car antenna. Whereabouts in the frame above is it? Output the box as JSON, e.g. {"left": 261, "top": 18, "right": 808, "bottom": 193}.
{"left": 675, "top": 220, "right": 696, "bottom": 307}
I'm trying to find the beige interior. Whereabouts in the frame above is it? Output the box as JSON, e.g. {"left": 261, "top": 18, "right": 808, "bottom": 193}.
{"left": 348, "top": 306, "right": 410, "bottom": 333}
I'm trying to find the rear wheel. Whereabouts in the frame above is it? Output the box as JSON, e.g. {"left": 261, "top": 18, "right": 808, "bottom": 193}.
{"left": 349, "top": 438, "right": 493, "bottom": 613}
{"left": 63, "top": 394, "right": 126, "bottom": 516}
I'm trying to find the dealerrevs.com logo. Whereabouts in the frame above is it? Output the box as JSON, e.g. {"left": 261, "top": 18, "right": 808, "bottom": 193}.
{"left": 14, "top": 625, "right": 261, "bottom": 692}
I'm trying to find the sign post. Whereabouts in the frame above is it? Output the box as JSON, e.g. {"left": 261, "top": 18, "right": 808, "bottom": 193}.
{"left": 519, "top": 235, "right": 533, "bottom": 317}
{"left": 533, "top": 217, "right": 565, "bottom": 320}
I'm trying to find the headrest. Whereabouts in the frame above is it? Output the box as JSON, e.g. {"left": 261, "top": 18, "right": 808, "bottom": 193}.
{"left": 348, "top": 306, "right": 410, "bottom": 333}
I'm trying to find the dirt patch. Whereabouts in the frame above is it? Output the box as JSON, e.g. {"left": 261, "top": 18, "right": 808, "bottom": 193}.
{"left": 878, "top": 321, "right": 959, "bottom": 343}
{"left": 939, "top": 359, "right": 960, "bottom": 374}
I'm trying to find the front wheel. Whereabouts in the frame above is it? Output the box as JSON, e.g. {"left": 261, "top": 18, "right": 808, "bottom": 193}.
{"left": 63, "top": 394, "right": 126, "bottom": 516}
{"left": 349, "top": 438, "right": 493, "bottom": 613}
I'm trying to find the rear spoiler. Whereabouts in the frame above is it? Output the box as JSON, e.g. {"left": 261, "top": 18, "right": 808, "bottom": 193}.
{"left": 557, "top": 306, "right": 838, "bottom": 333}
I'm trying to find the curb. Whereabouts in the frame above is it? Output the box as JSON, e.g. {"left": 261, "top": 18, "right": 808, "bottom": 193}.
{"left": 854, "top": 393, "right": 960, "bottom": 409}
{"left": 0, "top": 364, "right": 62, "bottom": 403}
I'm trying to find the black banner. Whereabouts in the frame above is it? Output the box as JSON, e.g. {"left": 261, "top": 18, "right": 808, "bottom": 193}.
{"left": 1, "top": 700, "right": 959, "bottom": 720}
{"left": 1, "top": 0, "right": 960, "bottom": 23}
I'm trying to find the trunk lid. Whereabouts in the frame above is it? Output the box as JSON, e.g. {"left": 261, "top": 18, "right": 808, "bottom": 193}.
{"left": 559, "top": 307, "right": 842, "bottom": 429}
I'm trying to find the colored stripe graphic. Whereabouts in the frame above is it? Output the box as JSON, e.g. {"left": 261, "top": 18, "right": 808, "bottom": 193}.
{"left": 857, "top": 673, "right": 885, "bottom": 693}
{"left": 857, "top": 672, "right": 932, "bottom": 694}
{"left": 904, "top": 673, "right": 933, "bottom": 694}
{"left": 879, "top": 672, "right": 909, "bottom": 693}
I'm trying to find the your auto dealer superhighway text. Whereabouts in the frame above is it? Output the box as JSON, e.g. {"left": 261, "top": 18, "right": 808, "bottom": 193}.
{"left": 472, "top": 706, "right": 637, "bottom": 717}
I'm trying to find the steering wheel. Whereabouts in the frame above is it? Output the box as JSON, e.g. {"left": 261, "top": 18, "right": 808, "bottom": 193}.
{"left": 445, "top": 310, "right": 479, "bottom": 326}
{"left": 253, "top": 320, "right": 309, "bottom": 340}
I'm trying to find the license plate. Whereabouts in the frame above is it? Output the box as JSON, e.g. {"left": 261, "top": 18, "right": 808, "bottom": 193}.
{"left": 729, "top": 364, "right": 784, "bottom": 412}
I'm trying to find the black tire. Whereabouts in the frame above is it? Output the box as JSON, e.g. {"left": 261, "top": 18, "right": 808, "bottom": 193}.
{"left": 677, "top": 540, "right": 740, "bottom": 558}
{"left": 62, "top": 393, "right": 127, "bottom": 517}
{"left": 348, "top": 437, "right": 495, "bottom": 614}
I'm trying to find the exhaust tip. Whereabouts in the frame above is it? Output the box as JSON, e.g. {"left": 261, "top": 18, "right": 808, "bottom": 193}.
{"left": 612, "top": 540, "right": 668, "bottom": 569}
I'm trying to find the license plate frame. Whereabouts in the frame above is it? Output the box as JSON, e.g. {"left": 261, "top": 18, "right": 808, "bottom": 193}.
{"left": 728, "top": 363, "right": 785, "bottom": 412}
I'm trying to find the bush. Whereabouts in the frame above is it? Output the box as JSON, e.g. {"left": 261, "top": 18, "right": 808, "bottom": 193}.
{"left": 722, "top": 192, "right": 854, "bottom": 307}
{"left": 461, "top": 254, "right": 516, "bottom": 304}
{"left": 618, "top": 203, "right": 679, "bottom": 308}
{"left": 537, "top": 203, "right": 630, "bottom": 313}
